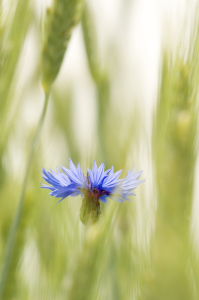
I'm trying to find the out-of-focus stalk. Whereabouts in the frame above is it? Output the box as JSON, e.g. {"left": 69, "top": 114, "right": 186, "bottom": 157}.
{"left": 0, "top": 0, "right": 83, "bottom": 296}
{"left": 68, "top": 215, "right": 114, "bottom": 300}
{"left": 0, "top": 0, "right": 32, "bottom": 188}
{"left": 0, "top": 92, "right": 49, "bottom": 298}
{"left": 0, "top": 197, "right": 32, "bottom": 300}
{"left": 81, "top": 5, "right": 110, "bottom": 160}
{"left": 81, "top": 5, "right": 136, "bottom": 170}
{"left": 68, "top": 202, "right": 142, "bottom": 299}
{"left": 68, "top": 228, "right": 103, "bottom": 300}
{"left": 52, "top": 89, "right": 80, "bottom": 160}
{"left": 142, "top": 55, "right": 198, "bottom": 299}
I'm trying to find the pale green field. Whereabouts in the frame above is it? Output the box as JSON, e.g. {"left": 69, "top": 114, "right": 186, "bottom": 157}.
{"left": 0, "top": 0, "right": 199, "bottom": 299}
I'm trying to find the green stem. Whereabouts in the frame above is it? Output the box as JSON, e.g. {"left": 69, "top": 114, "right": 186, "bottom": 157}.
{"left": 0, "top": 92, "right": 50, "bottom": 298}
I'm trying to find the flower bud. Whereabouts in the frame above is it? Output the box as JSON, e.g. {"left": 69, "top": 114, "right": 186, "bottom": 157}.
{"left": 80, "top": 192, "right": 101, "bottom": 225}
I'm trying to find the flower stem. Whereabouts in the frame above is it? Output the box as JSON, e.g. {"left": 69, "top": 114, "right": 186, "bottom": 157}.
{"left": 0, "top": 91, "right": 50, "bottom": 298}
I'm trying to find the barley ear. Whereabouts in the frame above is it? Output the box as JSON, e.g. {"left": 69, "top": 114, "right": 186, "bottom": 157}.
{"left": 41, "top": 0, "right": 84, "bottom": 92}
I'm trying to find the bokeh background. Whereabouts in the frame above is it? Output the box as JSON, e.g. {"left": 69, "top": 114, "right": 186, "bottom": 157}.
{"left": 1, "top": 0, "right": 199, "bottom": 299}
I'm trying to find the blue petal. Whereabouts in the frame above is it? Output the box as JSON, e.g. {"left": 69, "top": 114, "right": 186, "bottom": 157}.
{"left": 41, "top": 161, "right": 145, "bottom": 205}
{"left": 110, "top": 195, "right": 125, "bottom": 203}
{"left": 92, "top": 161, "right": 98, "bottom": 184}
{"left": 102, "top": 169, "right": 122, "bottom": 187}
{"left": 40, "top": 160, "right": 85, "bottom": 202}
{"left": 61, "top": 159, "right": 86, "bottom": 188}
{"left": 87, "top": 161, "right": 109, "bottom": 188}
{"left": 102, "top": 168, "right": 122, "bottom": 193}
{"left": 96, "top": 162, "right": 105, "bottom": 185}
{"left": 100, "top": 195, "right": 108, "bottom": 203}
{"left": 119, "top": 168, "right": 145, "bottom": 200}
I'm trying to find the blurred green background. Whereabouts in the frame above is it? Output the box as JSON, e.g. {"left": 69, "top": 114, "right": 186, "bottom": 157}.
{"left": 0, "top": 0, "right": 199, "bottom": 299}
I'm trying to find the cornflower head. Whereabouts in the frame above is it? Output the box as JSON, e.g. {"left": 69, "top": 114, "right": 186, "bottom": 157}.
{"left": 41, "top": 159, "right": 145, "bottom": 225}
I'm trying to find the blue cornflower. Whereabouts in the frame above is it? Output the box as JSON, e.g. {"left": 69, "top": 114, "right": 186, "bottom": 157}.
{"left": 41, "top": 158, "right": 145, "bottom": 224}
